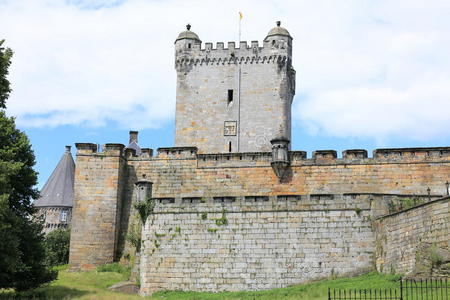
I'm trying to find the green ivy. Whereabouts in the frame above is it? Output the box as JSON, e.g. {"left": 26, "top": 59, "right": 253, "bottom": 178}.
{"left": 214, "top": 209, "right": 228, "bottom": 226}
{"left": 134, "top": 196, "right": 155, "bottom": 224}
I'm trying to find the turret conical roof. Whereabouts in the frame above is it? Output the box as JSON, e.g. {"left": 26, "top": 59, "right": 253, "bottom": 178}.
{"left": 175, "top": 24, "right": 201, "bottom": 43}
{"left": 34, "top": 146, "right": 75, "bottom": 208}
{"left": 265, "top": 21, "right": 292, "bottom": 40}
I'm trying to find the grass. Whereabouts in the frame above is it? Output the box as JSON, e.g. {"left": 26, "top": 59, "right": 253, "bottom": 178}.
{"left": 97, "top": 262, "right": 132, "bottom": 280}
{"left": 151, "top": 272, "right": 401, "bottom": 300}
{"left": 0, "top": 267, "right": 401, "bottom": 300}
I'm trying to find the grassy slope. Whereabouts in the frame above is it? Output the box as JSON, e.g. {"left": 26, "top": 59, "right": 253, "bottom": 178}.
{"left": 0, "top": 267, "right": 401, "bottom": 300}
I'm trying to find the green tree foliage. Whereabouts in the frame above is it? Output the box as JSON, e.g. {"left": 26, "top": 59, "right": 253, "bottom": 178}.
{"left": 44, "top": 228, "right": 70, "bottom": 267}
{"left": 0, "top": 40, "right": 12, "bottom": 109}
{"left": 0, "top": 39, "right": 56, "bottom": 291}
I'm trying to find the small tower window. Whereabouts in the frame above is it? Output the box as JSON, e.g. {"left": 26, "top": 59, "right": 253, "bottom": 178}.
{"left": 227, "top": 90, "right": 233, "bottom": 106}
{"left": 228, "top": 141, "right": 232, "bottom": 152}
{"left": 60, "top": 210, "right": 67, "bottom": 222}
{"left": 188, "top": 43, "right": 191, "bottom": 49}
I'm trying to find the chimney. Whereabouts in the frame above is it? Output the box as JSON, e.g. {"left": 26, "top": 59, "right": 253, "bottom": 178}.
{"left": 129, "top": 131, "right": 138, "bottom": 144}
{"left": 65, "top": 145, "right": 71, "bottom": 153}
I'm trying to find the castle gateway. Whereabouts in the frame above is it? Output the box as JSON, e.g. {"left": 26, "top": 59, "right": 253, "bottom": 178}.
{"left": 68, "top": 23, "right": 450, "bottom": 296}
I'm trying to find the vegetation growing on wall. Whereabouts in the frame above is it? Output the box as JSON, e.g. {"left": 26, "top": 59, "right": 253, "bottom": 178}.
{"left": 127, "top": 196, "right": 156, "bottom": 253}
{"left": 214, "top": 210, "right": 228, "bottom": 226}
{"left": 126, "top": 217, "right": 142, "bottom": 252}
{"left": 387, "top": 197, "right": 427, "bottom": 213}
{"left": 134, "top": 196, "right": 155, "bottom": 224}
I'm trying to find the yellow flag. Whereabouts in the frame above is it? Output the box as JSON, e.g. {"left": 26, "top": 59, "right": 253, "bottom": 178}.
{"left": 239, "top": 11, "right": 243, "bottom": 20}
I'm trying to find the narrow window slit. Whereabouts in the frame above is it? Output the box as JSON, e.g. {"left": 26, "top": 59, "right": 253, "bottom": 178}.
{"left": 227, "top": 89, "right": 233, "bottom": 106}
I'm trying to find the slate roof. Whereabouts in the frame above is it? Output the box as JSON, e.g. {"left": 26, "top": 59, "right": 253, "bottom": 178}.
{"left": 34, "top": 146, "right": 75, "bottom": 208}
{"left": 175, "top": 24, "right": 201, "bottom": 43}
{"left": 265, "top": 21, "right": 291, "bottom": 39}
{"left": 127, "top": 141, "right": 142, "bottom": 156}
{"left": 127, "top": 131, "right": 141, "bottom": 155}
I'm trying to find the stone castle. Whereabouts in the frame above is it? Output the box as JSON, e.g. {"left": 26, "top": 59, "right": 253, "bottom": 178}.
{"left": 68, "top": 22, "right": 450, "bottom": 296}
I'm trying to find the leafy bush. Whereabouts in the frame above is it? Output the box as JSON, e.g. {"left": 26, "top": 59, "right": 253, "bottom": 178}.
{"left": 44, "top": 228, "right": 70, "bottom": 267}
{"left": 429, "top": 245, "right": 444, "bottom": 267}
{"left": 134, "top": 197, "right": 155, "bottom": 224}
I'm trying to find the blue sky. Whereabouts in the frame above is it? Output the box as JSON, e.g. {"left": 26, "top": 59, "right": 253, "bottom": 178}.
{"left": 1, "top": 0, "right": 450, "bottom": 189}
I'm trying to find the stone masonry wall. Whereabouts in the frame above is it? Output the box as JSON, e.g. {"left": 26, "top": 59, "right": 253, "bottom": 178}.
{"left": 69, "top": 143, "right": 126, "bottom": 270}
{"left": 37, "top": 207, "right": 72, "bottom": 234}
{"left": 126, "top": 147, "right": 450, "bottom": 295}
{"left": 70, "top": 144, "right": 450, "bottom": 283}
{"left": 374, "top": 197, "right": 449, "bottom": 275}
{"left": 140, "top": 198, "right": 374, "bottom": 295}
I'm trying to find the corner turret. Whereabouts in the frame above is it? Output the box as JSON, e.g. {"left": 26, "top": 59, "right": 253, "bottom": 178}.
{"left": 175, "top": 24, "right": 201, "bottom": 72}
{"left": 264, "top": 21, "right": 293, "bottom": 58}
{"left": 175, "top": 24, "right": 201, "bottom": 44}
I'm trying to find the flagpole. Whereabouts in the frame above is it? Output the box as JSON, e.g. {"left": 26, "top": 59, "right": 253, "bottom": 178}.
{"left": 239, "top": 16, "right": 241, "bottom": 42}
{"left": 237, "top": 12, "right": 242, "bottom": 151}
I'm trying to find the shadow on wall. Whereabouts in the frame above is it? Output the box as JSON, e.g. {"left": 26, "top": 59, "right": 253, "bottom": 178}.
{"left": 116, "top": 164, "right": 138, "bottom": 262}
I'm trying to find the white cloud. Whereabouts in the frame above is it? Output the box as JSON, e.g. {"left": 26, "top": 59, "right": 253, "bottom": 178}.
{"left": 1, "top": 0, "right": 449, "bottom": 142}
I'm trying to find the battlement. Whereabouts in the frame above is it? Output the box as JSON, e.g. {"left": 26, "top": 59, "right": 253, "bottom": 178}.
{"left": 175, "top": 39, "right": 292, "bottom": 69}
{"left": 194, "top": 40, "right": 262, "bottom": 51}
{"left": 75, "top": 143, "right": 125, "bottom": 156}
{"left": 373, "top": 147, "right": 450, "bottom": 159}
{"left": 186, "top": 39, "right": 288, "bottom": 53}
{"left": 156, "top": 147, "right": 197, "bottom": 159}
{"left": 76, "top": 144, "right": 450, "bottom": 165}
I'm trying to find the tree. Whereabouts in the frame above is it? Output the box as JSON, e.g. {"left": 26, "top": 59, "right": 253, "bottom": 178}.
{"left": 0, "top": 40, "right": 56, "bottom": 291}
{"left": 44, "top": 228, "right": 71, "bottom": 267}
{"left": 0, "top": 40, "right": 12, "bottom": 109}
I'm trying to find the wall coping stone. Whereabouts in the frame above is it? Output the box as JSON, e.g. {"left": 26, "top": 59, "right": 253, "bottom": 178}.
{"left": 313, "top": 150, "right": 337, "bottom": 159}
{"left": 75, "top": 143, "right": 97, "bottom": 152}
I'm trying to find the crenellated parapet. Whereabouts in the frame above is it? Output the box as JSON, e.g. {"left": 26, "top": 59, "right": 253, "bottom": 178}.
{"left": 156, "top": 147, "right": 197, "bottom": 159}
{"left": 76, "top": 144, "right": 450, "bottom": 166}
{"left": 175, "top": 40, "right": 292, "bottom": 70}
{"left": 373, "top": 147, "right": 450, "bottom": 159}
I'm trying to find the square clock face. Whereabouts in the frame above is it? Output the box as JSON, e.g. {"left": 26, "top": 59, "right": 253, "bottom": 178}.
{"left": 224, "top": 121, "right": 237, "bottom": 136}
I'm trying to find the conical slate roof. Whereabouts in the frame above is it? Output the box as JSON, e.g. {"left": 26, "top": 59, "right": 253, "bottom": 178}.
{"left": 175, "top": 24, "right": 201, "bottom": 43}
{"left": 34, "top": 146, "right": 75, "bottom": 208}
{"left": 265, "top": 21, "right": 292, "bottom": 40}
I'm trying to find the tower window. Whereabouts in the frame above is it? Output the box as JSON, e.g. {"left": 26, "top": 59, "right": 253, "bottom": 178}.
{"left": 229, "top": 141, "right": 232, "bottom": 152}
{"left": 227, "top": 89, "right": 233, "bottom": 106}
{"left": 60, "top": 210, "right": 67, "bottom": 222}
{"left": 188, "top": 43, "right": 191, "bottom": 49}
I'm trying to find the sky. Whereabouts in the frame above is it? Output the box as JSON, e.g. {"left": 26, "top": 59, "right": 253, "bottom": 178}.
{"left": 1, "top": 0, "right": 450, "bottom": 189}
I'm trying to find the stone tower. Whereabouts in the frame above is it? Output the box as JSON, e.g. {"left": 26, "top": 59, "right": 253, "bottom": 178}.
{"left": 34, "top": 146, "right": 75, "bottom": 234}
{"left": 174, "top": 22, "right": 296, "bottom": 153}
